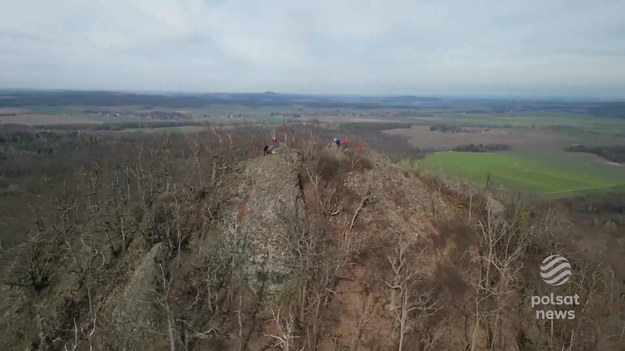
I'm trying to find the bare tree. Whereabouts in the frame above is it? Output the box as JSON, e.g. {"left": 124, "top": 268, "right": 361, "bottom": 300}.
{"left": 469, "top": 198, "right": 553, "bottom": 350}
{"left": 8, "top": 222, "right": 56, "bottom": 293}
{"left": 263, "top": 307, "right": 299, "bottom": 351}
{"left": 384, "top": 232, "right": 440, "bottom": 351}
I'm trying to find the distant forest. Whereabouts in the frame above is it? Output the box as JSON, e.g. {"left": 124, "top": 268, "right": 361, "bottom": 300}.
{"left": 452, "top": 143, "right": 511, "bottom": 152}
{"left": 429, "top": 123, "right": 463, "bottom": 133}
{"left": 0, "top": 91, "right": 433, "bottom": 109}
{"left": 564, "top": 144, "right": 625, "bottom": 163}
{"left": 587, "top": 102, "right": 625, "bottom": 119}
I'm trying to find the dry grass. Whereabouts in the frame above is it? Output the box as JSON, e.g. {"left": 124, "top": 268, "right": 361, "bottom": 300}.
{"left": 0, "top": 114, "right": 100, "bottom": 125}
{"left": 384, "top": 125, "right": 576, "bottom": 150}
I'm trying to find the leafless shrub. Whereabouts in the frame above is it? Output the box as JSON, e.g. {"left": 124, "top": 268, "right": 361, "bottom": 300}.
{"left": 384, "top": 232, "right": 441, "bottom": 351}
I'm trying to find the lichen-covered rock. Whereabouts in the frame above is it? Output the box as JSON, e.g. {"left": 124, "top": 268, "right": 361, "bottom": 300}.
{"left": 112, "top": 242, "right": 168, "bottom": 342}
{"left": 221, "top": 147, "right": 305, "bottom": 295}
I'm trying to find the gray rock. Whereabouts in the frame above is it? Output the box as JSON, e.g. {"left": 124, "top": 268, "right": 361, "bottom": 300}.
{"left": 486, "top": 195, "right": 505, "bottom": 216}
{"left": 112, "top": 242, "right": 168, "bottom": 341}
{"left": 233, "top": 147, "right": 304, "bottom": 295}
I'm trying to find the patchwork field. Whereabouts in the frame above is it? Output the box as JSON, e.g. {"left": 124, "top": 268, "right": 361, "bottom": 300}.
{"left": 415, "top": 151, "right": 625, "bottom": 195}
{"left": 2, "top": 93, "right": 624, "bottom": 197}
{"left": 385, "top": 112, "right": 625, "bottom": 196}
{"left": 119, "top": 125, "right": 209, "bottom": 134}
{"left": 0, "top": 113, "right": 101, "bottom": 125}
{"left": 385, "top": 126, "right": 579, "bottom": 150}
{"left": 404, "top": 113, "right": 625, "bottom": 135}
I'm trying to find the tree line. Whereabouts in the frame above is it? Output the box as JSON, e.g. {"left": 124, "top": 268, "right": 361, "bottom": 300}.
{"left": 564, "top": 144, "right": 625, "bottom": 163}
{"left": 452, "top": 143, "right": 511, "bottom": 152}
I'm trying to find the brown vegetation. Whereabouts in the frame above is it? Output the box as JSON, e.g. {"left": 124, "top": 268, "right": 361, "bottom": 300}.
{"left": 0, "top": 125, "right": 623, "bottom": 350}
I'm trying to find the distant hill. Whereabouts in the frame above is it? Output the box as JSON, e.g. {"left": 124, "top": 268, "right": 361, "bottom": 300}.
{"left": 1, "top": 90, "right": 624, "bottom": 117}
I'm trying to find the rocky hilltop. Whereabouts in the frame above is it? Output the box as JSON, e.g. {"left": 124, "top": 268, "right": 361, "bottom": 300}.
{"left": 0, "top": 145, "right": 622, "bottom": 350}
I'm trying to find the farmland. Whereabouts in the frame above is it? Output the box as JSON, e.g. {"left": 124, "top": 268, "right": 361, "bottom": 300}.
{"left": 2, "top": 90, "right": 625, "bottom": 196}
{"left": 384, "top": 109, "right": 625, "bottom": 195}
{"left": 414, "top": 151, "right": 625, "bottom": 195}
{"left": 0, "top": 113, "right": 101, "bottom": 125}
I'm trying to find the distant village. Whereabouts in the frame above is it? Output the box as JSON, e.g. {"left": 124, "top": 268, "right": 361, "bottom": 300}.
{"left": 81, "top": 109, "right": 194, "bottom": 120}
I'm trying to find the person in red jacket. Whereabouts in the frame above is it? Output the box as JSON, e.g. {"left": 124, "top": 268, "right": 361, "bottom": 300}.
{"left": 342, "top": 136, "right": 348, "bottom": 150}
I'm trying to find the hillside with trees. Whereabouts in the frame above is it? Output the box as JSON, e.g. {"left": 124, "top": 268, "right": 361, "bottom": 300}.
{"left": 0, "top": 127, "right": 623, "bottom": 350}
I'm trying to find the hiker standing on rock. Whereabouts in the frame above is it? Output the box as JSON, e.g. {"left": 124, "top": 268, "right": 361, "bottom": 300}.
{"left": 267, "top": 136, "right": 279, "bottom": 153}
{"left": 334, "top": 137, "right": 341, "bottom": 148}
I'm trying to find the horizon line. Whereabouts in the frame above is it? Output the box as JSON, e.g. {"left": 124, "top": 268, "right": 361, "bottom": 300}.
{"left": 1, "top": 87, "right": 624, "bottom": 102}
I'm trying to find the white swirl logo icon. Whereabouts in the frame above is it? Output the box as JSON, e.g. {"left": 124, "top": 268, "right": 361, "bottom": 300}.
{"left": 540, "top": 255, "right": 571, "bottom": 286}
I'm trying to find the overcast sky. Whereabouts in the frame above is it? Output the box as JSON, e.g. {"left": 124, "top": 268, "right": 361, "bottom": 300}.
{"left": 1, "top": 0, "right": 625, "bottom": 98}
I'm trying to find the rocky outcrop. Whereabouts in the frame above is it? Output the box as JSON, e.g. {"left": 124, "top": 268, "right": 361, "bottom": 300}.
{"left": 112, "top": 242, "right": 168, "bottom": 343}
{"left": 219, "top": 147, "right": 306, "bottom": 295}
{"left": 0, "top": 144, "right": 537, "bottom": 351}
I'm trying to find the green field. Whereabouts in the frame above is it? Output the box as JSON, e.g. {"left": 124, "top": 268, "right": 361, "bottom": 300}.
{"left": 414, "top": 151, "right": 625, "bottom": 195}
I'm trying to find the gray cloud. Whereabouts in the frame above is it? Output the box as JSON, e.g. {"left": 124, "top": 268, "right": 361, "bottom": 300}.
{"left": 1, "top": 0, "right": 624, "bottom": 97}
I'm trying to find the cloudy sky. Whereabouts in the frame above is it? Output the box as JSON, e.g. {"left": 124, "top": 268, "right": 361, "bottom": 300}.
{"left": 1, "top": 0, "right": 625, "bottom": 97}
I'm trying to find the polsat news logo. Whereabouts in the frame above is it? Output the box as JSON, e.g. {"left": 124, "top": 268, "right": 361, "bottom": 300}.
{"left": 531, "top": 254, "right": 580, "bottom": 320}
{"left": 540, "top": 255, "right": 572, "bottom": 286}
